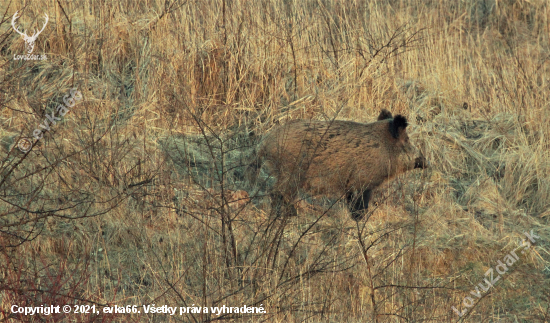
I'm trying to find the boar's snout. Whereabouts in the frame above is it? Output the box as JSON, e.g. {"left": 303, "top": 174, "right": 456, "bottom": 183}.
{"left": 414, "top": 156, "right": 428, "bottom": 169}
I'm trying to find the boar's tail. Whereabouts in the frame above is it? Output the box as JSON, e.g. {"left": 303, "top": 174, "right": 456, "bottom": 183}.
{"left": 244, "top": 131, "right": 263, "bottom": 187}
{"left": 244, "top": 155, "right": 261, "bottom": 187}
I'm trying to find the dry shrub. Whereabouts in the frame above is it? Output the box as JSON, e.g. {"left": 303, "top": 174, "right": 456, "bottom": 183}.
{"left": 1, "top": 0, "right": 550, "bottom": 322}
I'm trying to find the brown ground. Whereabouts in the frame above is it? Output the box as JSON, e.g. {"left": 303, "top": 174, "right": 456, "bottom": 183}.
{"left": 1, "top": 0, "right": 549, "bottom": 322}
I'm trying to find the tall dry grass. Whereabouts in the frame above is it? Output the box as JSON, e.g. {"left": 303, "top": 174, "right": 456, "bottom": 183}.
{"left": 1, "top": 0, "right": 549, "bottom": 322}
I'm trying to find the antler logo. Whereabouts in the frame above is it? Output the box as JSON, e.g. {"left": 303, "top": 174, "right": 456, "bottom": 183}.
{"left": 11, "top": 11, "right": 49, "bottom": 54}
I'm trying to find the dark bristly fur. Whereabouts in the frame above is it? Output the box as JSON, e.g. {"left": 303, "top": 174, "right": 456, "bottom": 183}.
{"left": 377, "top": 109, "right": 393, "bottom": 121}
{"left": 389, "top": 115, "right": 408, "bottom": 139}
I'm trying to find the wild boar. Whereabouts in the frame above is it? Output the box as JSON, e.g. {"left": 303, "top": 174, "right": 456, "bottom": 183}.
{"left": 254, "top": 110, "right": 427, "bottom": 220}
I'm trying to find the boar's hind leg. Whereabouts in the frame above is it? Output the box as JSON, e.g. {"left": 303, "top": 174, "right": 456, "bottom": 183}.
{"left": 270, "top": 191, "right": 297, "bottom": 217}
{"left": 348, "top": 190, "right": 372, "bottom": 221}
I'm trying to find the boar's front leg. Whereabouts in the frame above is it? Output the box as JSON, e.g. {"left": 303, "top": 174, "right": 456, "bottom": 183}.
{"left": 270, "top": 190, "right": 298, "bottom": 217}
{"left": 347, "top": 189, "right": 372, "bottom": 221}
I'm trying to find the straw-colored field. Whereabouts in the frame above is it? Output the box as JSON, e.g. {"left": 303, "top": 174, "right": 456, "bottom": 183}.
{"left": 1, "top": 0, "right": 549, "bottom": 322}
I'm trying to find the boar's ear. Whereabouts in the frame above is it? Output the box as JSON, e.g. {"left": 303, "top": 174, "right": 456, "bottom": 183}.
{"left": 389, "top": 115, "right": 408, "bottom": 139}
{"left": 377, "top": 109, "right": 393, "bottom": 120}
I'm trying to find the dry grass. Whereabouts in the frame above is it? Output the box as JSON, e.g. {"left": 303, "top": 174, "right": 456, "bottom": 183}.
{"left": 1, "top": 0, "right": 550, "bottom": 322}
